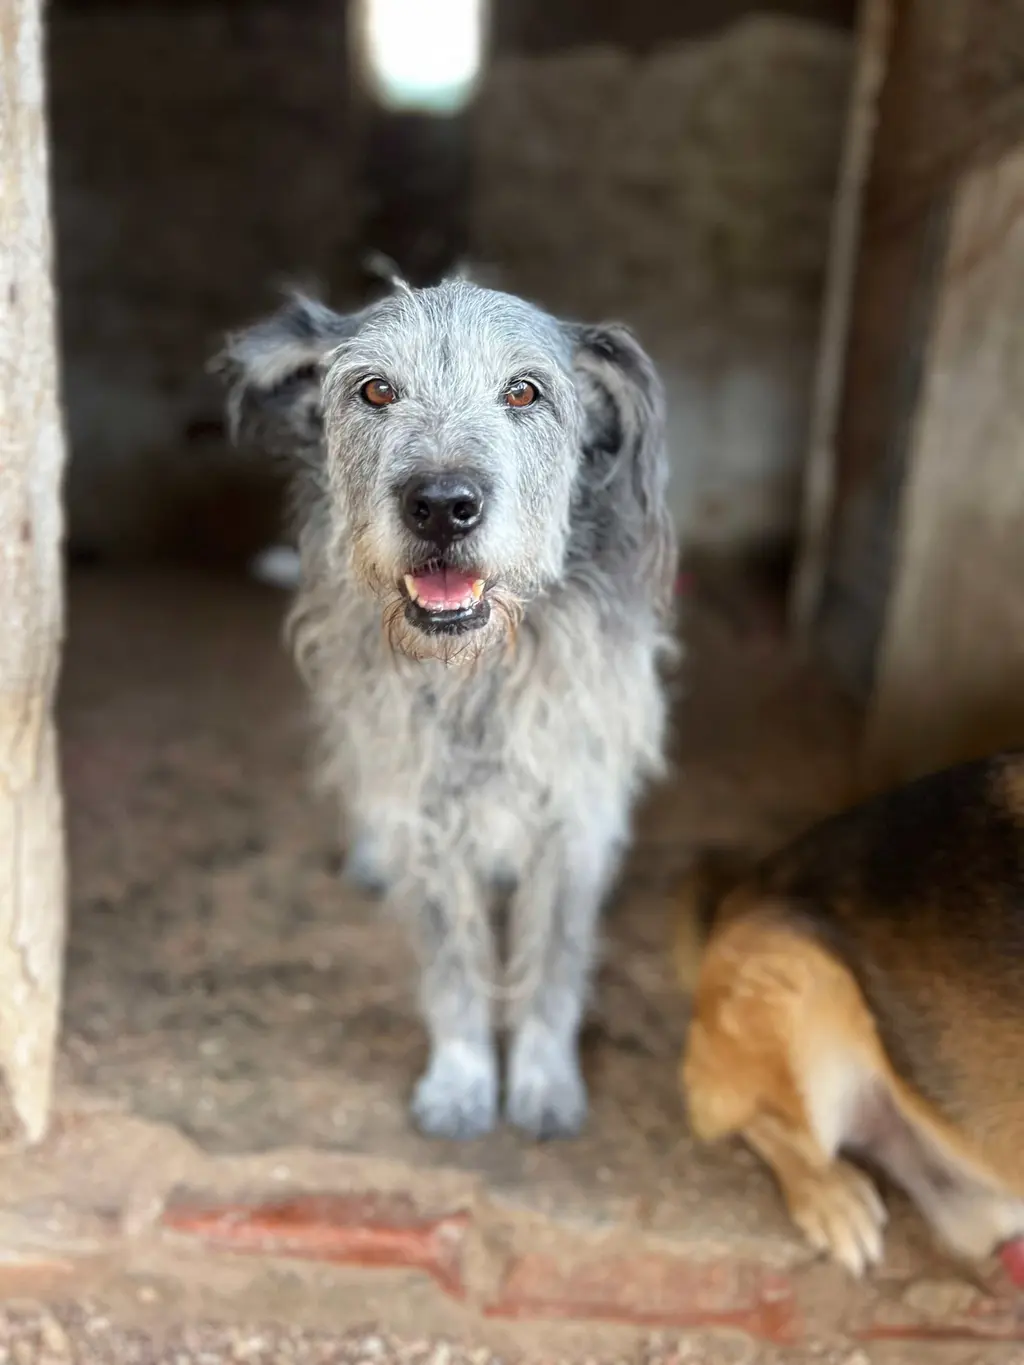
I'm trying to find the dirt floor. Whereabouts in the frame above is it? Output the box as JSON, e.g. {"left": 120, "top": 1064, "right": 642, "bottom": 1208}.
{"left": 2, "top": 1303, "right": 1015, "bottom": 1365}
{"left": 58, "top": 564, "right": 855, "bottom": 1182}
{"left": 0, "top": 564, "right": 1016, "bottom": 1363}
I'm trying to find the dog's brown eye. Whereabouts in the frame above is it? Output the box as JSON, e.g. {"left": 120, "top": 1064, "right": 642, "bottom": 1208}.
{"left": 362, "top": 378, "right": 396, "bottom": 407}
{"left": 504, "top": 381, "right": 538, "bottom": 409}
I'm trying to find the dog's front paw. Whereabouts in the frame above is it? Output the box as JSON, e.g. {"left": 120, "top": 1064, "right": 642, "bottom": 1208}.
{"left": 506, "top": 1023, "right": 587, "bottom": 1140}
{"left": 411, "top": 1041, "right": 498, "bottom": 1140}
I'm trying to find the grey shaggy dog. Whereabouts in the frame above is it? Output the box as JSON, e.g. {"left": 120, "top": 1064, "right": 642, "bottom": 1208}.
{"left": 215, "top": 278, "right": 677, "bottom": 1140}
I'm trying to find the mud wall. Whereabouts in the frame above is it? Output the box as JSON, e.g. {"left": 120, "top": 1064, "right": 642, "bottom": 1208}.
{"left": 48, "top": 4, "right": 851, "bottom": 561}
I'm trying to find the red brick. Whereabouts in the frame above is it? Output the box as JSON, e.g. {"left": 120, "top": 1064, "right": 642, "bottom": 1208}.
{"left": 851, "top": 1272, "right": 1024, "bottom": 1342}
{"left": 162, "top": 1191, "right": 469, "bottom": 1297}
{"left": 485, "top": 1251, "right": 799, "bottom": 1340}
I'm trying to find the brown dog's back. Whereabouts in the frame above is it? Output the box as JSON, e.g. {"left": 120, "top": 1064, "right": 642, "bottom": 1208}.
{"left": 753, "top": 754, "right": 1024, "bottom": 1167}
{"left": 678, "top": 753, "right": 1024, "bottom": 1272}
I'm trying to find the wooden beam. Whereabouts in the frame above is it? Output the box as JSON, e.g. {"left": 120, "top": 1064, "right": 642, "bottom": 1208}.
{"left": 800, "top": 0, "right": 1024, "bottom": 786}
{"left": 0, "top": 0, "right": 68, "bottom": 1142}
{"left": 791, "top": 0, "right": 893, "bottom": 639}
{"left": 864, "top": 142, "right": 1024, "bottom": 784}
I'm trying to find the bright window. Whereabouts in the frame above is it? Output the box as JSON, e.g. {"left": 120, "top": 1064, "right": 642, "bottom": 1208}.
{"left": 354, "top": 0, "right": 486, "bottom": 115}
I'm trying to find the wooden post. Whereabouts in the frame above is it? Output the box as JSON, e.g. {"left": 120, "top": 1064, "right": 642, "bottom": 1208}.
{"left": 790, "top": 0, "right": 893, "bottom": 638}
{"left": 796, "top": 0, "right": 1024, "bottom": 785}
{"left": 0, "top": 0, "right": 68, "bottom": 1142}
{"left": 863, "top": 144, "right": 1024, "bottom": 784}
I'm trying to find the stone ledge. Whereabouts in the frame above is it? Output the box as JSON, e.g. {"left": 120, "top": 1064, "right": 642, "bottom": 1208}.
{"left": 157, "top": 1184, "right": 1024, "bottom": 1345}
{"left": 485, "top": 1250, "right": 798, "bottom": 1340}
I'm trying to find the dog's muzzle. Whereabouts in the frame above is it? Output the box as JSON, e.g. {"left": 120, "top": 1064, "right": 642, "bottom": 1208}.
{"left": 402, "top": 563, "right": 490, "bottom": 635}
{"left": 398, "top": 471, "right": 491, "bottom": 635}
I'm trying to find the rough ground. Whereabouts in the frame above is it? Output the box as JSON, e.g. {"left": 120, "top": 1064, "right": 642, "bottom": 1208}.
{"left": 0, "top": 1306, "right": 1021, "bottom": 1365}
{"left": 58, "top": 564, "right": 857, "bottom": 1175}
{"left": 2, "top": 1312, "right": 508, "bottom": 1365}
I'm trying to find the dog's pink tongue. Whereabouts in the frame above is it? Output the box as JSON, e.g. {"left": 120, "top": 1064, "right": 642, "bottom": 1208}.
{"left": 411, "top": 568, "right": 477, "bottom": 609}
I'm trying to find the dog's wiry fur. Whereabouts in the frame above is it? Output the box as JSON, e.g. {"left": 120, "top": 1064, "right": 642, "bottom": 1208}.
{"left": 216, "top": 280, "right": 677, "bottom": 1140}
{"left": 676, "top": 754, "right": 1024, "bottom": 1276}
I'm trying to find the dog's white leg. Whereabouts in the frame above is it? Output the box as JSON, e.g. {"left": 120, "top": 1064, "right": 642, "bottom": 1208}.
{"left": 405, "top": 872, "right": 498, "bottom": 1140}
{"left": 505, "top": 822, "right": 622, "bottom": 1139}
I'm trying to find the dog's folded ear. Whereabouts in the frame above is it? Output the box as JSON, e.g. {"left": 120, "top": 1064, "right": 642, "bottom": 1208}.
{"left": 571, "top": 323, "right": 677, "bottom": 619}
{"left": 211, "top": 293, "right": 360, "bottom": 461}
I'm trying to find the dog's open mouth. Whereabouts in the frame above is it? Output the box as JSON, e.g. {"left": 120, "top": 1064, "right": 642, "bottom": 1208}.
{"left": 401, "top": 562, "right": 490, "bottom": 635}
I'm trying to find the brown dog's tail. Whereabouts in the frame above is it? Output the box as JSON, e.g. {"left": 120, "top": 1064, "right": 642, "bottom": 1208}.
{"left": 673, "top": 848, "right": 756, "bottom": 994}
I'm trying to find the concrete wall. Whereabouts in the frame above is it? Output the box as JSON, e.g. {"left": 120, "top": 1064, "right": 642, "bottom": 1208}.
{"left": 472, "top": 18, "right": 851, "bottom": 552}
{"left": 48, "top": 5, "right": 850, "bottom": 562}
{"left": 49, "top": 5, "right": 354, "bottom": 561}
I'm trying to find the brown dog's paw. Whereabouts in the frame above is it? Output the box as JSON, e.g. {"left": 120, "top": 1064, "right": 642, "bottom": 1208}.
{"left": 786, "top": 1158, "right": 888, "bottom": 1277}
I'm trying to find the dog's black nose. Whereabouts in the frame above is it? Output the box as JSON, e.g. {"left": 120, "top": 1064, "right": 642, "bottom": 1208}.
{"left": 400, "top": 473, "right": 484, "bottom": 545}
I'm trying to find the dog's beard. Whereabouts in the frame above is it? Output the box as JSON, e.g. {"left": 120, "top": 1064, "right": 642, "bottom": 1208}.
{"left": 349, "top": 534, "right": 529, "bottom": 665}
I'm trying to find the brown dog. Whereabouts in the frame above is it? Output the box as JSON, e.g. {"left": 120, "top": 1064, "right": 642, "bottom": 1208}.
{"left": 676, "top": 753, "right": 1024, "bottom": 1278}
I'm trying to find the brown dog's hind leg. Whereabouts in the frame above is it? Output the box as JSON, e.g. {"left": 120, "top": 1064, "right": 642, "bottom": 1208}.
{"left": 852, "top": 1080, "right": 1024, "bottom": 1262}
{"left": 682, "top": 914, "right": 889, "bottom": 1274}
